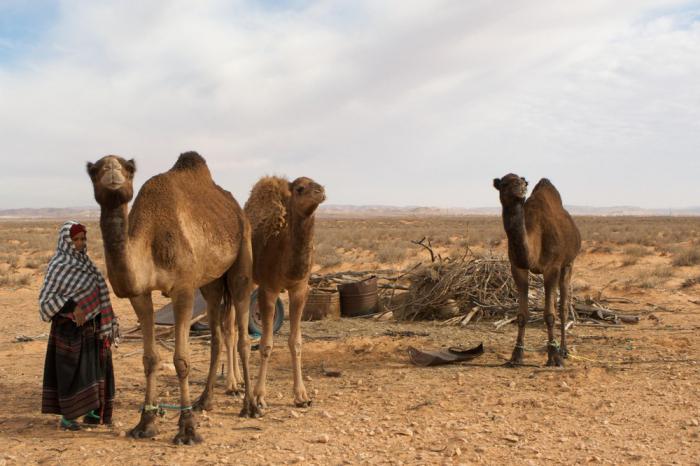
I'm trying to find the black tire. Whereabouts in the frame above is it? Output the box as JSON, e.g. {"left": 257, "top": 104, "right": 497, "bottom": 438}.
{"left": 248, "top": 288, "right": 285, "bottom": 336}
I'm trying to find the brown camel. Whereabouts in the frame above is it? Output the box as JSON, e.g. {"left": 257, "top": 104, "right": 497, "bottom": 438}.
{"left": 86, "top": 152, "right": 260, "bottom": 445}
{"left": 242, "top": 176, "right": 325, "bottom": 409}
{"left": 493, "top": 173, "right": 581, "bottom": 367}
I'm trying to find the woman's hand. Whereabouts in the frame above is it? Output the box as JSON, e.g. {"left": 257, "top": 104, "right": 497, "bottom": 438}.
{"left": 74, "top": 307, "right": 87, "bottom": 326}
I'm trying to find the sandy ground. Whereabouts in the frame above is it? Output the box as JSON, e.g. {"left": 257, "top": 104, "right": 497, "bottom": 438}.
{"left": 1, "top": 255, "right": 699, "bottom": 465}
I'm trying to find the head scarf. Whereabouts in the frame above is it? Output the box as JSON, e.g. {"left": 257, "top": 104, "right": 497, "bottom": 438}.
{"left": 39, "top": 221, "right": 119, "bottom": 342}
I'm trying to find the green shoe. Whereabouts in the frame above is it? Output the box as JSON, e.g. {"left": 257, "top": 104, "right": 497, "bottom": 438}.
{"left": 83, "top": 410, "right": 101, "bottom": 425}
{"left": 60, "top": 417, "right": 81, "bottom": 431}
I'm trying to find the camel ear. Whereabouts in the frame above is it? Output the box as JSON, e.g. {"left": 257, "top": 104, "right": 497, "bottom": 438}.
{"left": 87, "top": 162, "right": 98, "bottom": 180}
{"left": 124, "top": 159, "right": 136, "bottom": 175}
{"left": 493, "top": 178, "right": 502, "bottom": 190}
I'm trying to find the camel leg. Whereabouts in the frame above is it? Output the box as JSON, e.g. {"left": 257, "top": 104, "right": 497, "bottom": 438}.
{"left": 229, "top": 242, "right": 261, "bottom": 418}
{"left": 223, "top": 302, "right": 243, "bottom": 396}
{"left": 544, "top": 269, "right": 563, "bottom": 367}
{"left": 171, "top": 289, "right": 202, "bottom": 445}
{"left": 253, "top": 286, "right": 278, "bottom": 409}
{"left": 558, "top": 264, "right": 573, "bottom": 359}
{"left": 128, "top": 293, "right": 160, "bottom": 439}
{"left": 288, "top": 284, "right": 311, "bottom": 407}
{"left": 506, "top": 267, "right": 529, "bottom": 367}
{"left": 194, "top": 281, "right": 224, "bottom": 412}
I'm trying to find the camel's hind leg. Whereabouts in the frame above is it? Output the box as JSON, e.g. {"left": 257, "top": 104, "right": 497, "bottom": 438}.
{"left": 288, "top": 283, "right": 311, "bottom": 407}
{"left": 506, "top": 266, "right": 529, "bottom": 367}
{"left": 253, "top": 286, "right": 279, "bottom": 409}
{"left": 171, "top": 289, "right": 202, "bottom": 445}
{"left": 222, "top": 299, "right": 243, "bottom": 396}
{"left": 558, "top": 264, "right": 573, "bottom": 359}
{"left": 543, "top": 269, "right": 563, "bottom": 367}
{"left": 193, "top": 280, "right": 225, "bottom": 412}
{"left": 228, "top": 238, "right": 260, "bottom": 418}
{"left": 128, "top": 293, "right": 160, "bottom": 439}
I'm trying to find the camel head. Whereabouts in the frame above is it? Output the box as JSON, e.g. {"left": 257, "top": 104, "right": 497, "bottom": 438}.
{"left": 493, "top": 173, "right": 528, "bottom": 204}
{"left": 86, "top": 155, "right": 136, "bottom": 209}
{"left": 289, "top": 177, "right": 326, "bottom": 217}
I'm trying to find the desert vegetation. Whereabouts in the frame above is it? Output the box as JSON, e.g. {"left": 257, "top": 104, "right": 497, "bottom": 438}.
{"left": 2, "top": 216, "right": 700, "bottom": 294}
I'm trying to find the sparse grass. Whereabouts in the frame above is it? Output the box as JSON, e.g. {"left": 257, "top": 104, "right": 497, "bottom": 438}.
{"left": 620, "top": 256, "right": 639, "bottom": 267}
{"left": 376, "top": 245, "right": 407, "bottom": 264}
{"left": 671, "top": 247, "right": 700, "bottom": 267}
{"left": 650, "top": 265, "right": 675, "bottom": 279}
{"left": 314, "top": 243, "right": 343, "bottom": 268}
{"left": 623, "top": 245, "right": 651, "bottom": 257}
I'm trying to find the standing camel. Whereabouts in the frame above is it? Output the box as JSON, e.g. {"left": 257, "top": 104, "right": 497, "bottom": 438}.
{"left": 493, "top": 173, "right": 581, "bottom": 367}
{"left": 87, "top": 152, "right": 259, "bottom": 445}
{"left": 243, "top": 176, "right": 325, "bottom": 409}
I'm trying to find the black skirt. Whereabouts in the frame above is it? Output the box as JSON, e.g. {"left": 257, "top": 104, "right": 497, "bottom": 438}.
{"left": 41, "top": 309, "right": 115, "bottom": 423}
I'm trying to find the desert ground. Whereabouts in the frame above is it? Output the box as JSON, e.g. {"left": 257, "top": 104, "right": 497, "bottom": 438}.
{"left": 0, "top": 216, "right": 699, "bottom": 465}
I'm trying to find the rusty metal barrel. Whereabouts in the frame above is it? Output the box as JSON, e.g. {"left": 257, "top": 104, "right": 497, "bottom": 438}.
{"left": 338, "top": 276, "right": 379, "bottom": 317}
{"left": 302, "top": 289, "right": 341, "bottom": 321}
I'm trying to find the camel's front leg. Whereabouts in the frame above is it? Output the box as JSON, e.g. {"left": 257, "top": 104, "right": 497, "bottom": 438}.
{"left": 128, "top": 294, "right": 160, "bottom": 439}
{"left": 194, "top": 282, "right": 224, "bottom": 412}
{"left": 253, "top": 287, "right": 278, "bottom": 409}
{"left": 222, "top": 303, "right": 243, "bottom": 396}
{"left": 171, "top": 290, "right": 202, "bottom": 445}
{"left": 288, "top": 284, "right": 311, "bottom": 407}
{"left": 506, "top": 267, "right": 529, "bottom": 367}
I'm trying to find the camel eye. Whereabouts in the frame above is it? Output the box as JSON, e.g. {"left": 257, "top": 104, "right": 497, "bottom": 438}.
{"left": 296, "top": 186, "right": 304, "bottom": 194}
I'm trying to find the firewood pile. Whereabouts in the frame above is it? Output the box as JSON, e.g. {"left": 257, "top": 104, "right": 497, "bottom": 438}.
{"left": 310, "top": 238, "right": 640, "bottom": 327}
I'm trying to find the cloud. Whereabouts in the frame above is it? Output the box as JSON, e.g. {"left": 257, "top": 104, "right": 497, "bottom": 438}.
{"left": 0, "top": 0, "right": 698, "bottom": 208}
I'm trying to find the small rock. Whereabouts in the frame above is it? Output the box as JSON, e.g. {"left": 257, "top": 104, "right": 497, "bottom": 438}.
{"left": 356, "top": 379, "right": 363, "bottom": 386}
{"left": 503, "top": 435, "right": 519, "bottom": 443}
{"left": 118, "top": 431, "right": 126, "bottom": 438}
{"left": 290, "top": 410, "right": 300, "bottom": 418}
{"left": 321, "top": 410, "right": 332, "bottom": 419}
{"left": 689, "top": 419, "right": 699, "bottom": 427}
{"left": 474, "top": 446, "right": 486, "bottom": 453}
{"left": 304, "top": 375, "right": 312, "bottom": 382}
{"left": 314, "top": 434, "right": 330, "bottom": 444}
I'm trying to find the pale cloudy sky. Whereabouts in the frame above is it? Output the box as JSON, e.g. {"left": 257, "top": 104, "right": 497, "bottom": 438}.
{"left": 1, "top": 0, "right": 699, "bottom": 209}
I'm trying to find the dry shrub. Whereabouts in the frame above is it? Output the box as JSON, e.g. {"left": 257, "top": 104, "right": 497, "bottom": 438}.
{"left": 315, "top": 243, "right": 343, "bottom": 268}
{"left": 623, "top": 245, "right": 651, "bottom": 257}
{"left": 680, "top": 275, "right": 700, "bottom": 288}
{"left": 620, "top": 256, "right": 639, "bottom": 267}
{"left": 672, "top": 247, "right": 700, "bottom": 267}
{"left": 376, "top": 245, "right": 406, "bottom": 264}
{"left": 650, "top": 265, "right": 674, "bottom": 279}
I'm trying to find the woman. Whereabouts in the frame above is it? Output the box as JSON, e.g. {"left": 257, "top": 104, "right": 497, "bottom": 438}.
{"left": 39, "top": 221, "right": 119, "bottom": 430}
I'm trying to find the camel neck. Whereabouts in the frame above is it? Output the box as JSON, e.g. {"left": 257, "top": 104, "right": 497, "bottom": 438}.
{"left": 99, "top": 204, "right": 137, "bottom": 296}
{"left": 287, "top": 209, "right": 315, "bottom": 281}
{"left": 502, "top": 201, "right": 531, "bottom": 270}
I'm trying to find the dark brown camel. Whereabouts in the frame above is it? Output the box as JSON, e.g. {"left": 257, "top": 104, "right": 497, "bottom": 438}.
{"left": 87, "top": 153, "right": 259, "bottom": 445}
{"left": 493, "top": 173, "right": 581, "bottom": 367}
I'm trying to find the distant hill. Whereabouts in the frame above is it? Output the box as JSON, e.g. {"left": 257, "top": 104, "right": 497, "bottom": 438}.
{"left": 1, "top": 204, "right": 699, "bottom": 219}
{"left": 318, "top": 204, "right": 700, "bottom": 217}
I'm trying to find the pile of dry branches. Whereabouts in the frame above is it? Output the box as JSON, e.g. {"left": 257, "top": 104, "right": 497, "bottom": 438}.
{"left": 391, "top": 249, "right": 544, "bottom": 321}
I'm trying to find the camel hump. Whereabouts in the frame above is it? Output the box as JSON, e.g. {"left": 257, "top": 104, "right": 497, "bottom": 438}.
{"left": 532, "top": 178, "right": 563, "bottom": 205}
{"left": 172, "top": 151, "right": 207, "bottom": 171}
{"left": 245, "top": 176, "right": 291, "bottom": 241}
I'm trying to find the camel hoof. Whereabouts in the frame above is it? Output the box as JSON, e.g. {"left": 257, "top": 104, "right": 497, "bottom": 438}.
{"left": 225, "top": 386, "right": 244, "bottom": 398}
{"left": 128, "top": 411, "right": 158, "bottom": 439}
{"left": 503, "top": 360, "right": 522, "bottom": 368}
{"left": 192, "top": 396, "right": 214, "bottom": 412}
{"left": 239, "top": 399, "right": 263, "bottom": 418}
{"left": 546, "top": 355, "right": 564, "bottom": 367}
{"left": 173, "top": 411, "right": 202, "bottom": 445}
{"left": 294, "top": 399, "right": 312, "bottom": 408}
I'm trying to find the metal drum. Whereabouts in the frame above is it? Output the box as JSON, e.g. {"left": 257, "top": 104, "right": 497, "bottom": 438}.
{"left": 338, "top": 276, "right": 379, "bottom": 317}
{"left": 302, "top": 289, "right": 341, "bottom": 321}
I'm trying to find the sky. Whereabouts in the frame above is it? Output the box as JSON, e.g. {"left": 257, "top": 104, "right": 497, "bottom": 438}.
{"left": 1, "top": 0, "right": 699, "bottom": 210}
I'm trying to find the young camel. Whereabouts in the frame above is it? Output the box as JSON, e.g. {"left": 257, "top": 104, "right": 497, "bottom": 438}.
{"left": 243, "top": 176, "right": 326, "bottom": 409}
{"left": 493, "top": 174, "right": 581, "bottom": 367}
{"left": 87, "top": 152, "right": 259, "bottom": 445}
